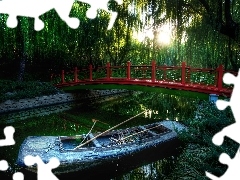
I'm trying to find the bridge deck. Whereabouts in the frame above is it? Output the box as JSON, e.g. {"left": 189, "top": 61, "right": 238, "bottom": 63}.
{"left": 51, "top": 61, "right": 236, "bottom": 97}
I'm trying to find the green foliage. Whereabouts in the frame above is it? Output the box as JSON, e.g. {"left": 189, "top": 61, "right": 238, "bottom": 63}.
{"left": 51, "top": 64, "right": 223, "bottom": 89}
{"left": 1, "top": 0, "right": 239, "bottom": 81}
{"left": 59, "top": 113, "right": 111, "bottom": 131}
{"left": 165, "top": 101, "right": 238, "bottom": 179}
{"left": 0, "top": 80, "right": 59, "bottom": 102}
{"left": 99, "top": 91, "right": 198, "bottom": 122}
{"left": 1, "top": 88, "right": 233, "bottom": 178}
{"left": 190, "top": 71, "right": 215, "bottom": 85}
{"left": 0, "top": 1, "right": 136, "bottom": 79}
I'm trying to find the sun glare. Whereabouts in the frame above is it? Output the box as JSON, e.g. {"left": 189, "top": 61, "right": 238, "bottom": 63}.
{"left": 158, "top": 31, "right": 171, "bottom": 45}
{"left": 157, "top": 24, "right": 172, "bottom": 45}
{"left": 134, "top": 23, "right": 173, "bottom": 45}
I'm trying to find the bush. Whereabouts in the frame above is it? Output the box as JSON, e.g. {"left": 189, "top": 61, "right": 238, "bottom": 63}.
{"left": 164, "top": 101, "right": 238, "bottom": 179}
{"left": 0, "top": 80, "right": 60, "bottom": 102}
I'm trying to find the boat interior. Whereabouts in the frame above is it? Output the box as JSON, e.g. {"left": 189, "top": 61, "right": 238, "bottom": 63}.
{"left": 58, "top": 123, "right": 171, "bottom": 152}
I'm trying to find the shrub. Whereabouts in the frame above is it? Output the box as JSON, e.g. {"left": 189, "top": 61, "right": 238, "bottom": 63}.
{"left": 164, "top": 101, "right": 238, "bottom": 179}
{"left": 0, "top": 80, "right": 60, "bottom": 102}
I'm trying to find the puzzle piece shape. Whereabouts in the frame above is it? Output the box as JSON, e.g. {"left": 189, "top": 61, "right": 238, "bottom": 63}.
{"left": 24, "top": 155, "right": 60, "bottom": 180}
{"left": 216, "top": 70, "right": 240, "bottom": 121}
{"left": 78, "top": 0, "right": 123, "bottom": 29}
{"left": 210, "top": 70, "right": 240, "bottom": 146}
{"left": 0, "top": 0, "right": 79, "bottom": 31}
{"left": 0, "top": 160, "right": 24, "bottom": 180}
{"left": 0, "top": 0, "right": 122, "bottom": 31}
{"left": 0, "top": 126, "right": 15, "bottom": 146}
{"left": 206, "top": 148, "right": 240, "bottom": 179}
{"left": 206, "top": 70, "right": 240, "bottom": 179}
{"left": 0, "top": 160, "right": 8, "bottom": 171}
{"left": 212, "top": 123, "right": 240, "bottom": 146}
{"left": 12, "top": 172, "right": 24, "bottom": 180}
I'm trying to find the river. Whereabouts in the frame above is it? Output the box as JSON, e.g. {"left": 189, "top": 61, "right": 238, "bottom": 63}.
{"left": 0, "top": 90, "right": 202, "bottom": 179}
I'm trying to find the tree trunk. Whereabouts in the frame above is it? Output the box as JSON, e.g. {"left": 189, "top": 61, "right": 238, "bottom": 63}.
{"left": 16, "top": 18, "right": 26, "bottom": 81}
{"left": 199, "top": 0, "right": 240, "bottom": 43}
{"left": 18, "top": 56, "right": 26, "bottom": 81}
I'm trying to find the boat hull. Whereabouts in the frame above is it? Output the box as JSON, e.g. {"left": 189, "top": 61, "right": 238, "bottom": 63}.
{"left": 16, "top": 120, "right": 186, "bottom": 175}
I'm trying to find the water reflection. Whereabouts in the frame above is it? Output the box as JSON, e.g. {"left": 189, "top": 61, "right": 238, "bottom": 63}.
{"left": 113, "top": 157, "right": 178, "bottom": 180}
{"left": 99, "top": 91, "right": 198, "bottom": 122}
{"left": 0, "top": 91, "right": 199, "bottom": 179}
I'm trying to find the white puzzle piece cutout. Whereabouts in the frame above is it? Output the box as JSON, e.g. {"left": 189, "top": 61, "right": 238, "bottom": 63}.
{"left": 12, "top": 172, "right": 24, "bottom": 180}
{"left": 0, "top": 159, "right": 8, "bottom": 171}
{"left": 212, "top": 71, "right": 240, "bottom": 146}
{"left": 0, "top": 126, "right": 15, "bottom": 146}
{"left": 0, "top": 0, "right": 122, "bottom": 30}
{"left": 206, "top": 150, "right": 240, "bottom": 179}
{"left": 206, "top": 69, "right": 240, "bottom": 179}
{"left": 0, "top": 0, "right": 80, "bottom": 31}
{"left": 0, "top": 126, "right": 24, "bottom": 180}
{"left": 24, "top": 155, "right": 60, "bottom": 180}
{"left": 79, "top": 0, "right": 123, "bottom": 30}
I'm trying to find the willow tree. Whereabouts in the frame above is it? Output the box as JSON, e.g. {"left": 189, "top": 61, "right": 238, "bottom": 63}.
{"left": 0, "top": 1, "right": 135, "bottom": 80}
{"left": 127, "top": 0, "right": 240, "bottom": 70}
{"left": 179, "top": 0, "right": 238, "bottom": 69}
{"left": 0, "top": 16, "right": 35, "bottom": 81}
{"left": 183, "top": 0, "right": 240, "bottom": 70}
{"left": 0, "top": 11, "right": 68, "bottom": 80}
{"left": 2, "top": 0, "right": 239, "bottom": 80}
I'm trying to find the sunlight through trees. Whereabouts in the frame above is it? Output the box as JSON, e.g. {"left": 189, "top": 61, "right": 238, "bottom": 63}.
{"left": 0, "top": 0, "right": 239, "bottom": 80}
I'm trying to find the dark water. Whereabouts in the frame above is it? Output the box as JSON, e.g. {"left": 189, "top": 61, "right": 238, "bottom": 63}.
{"left": 0, "top": 91, "right": 199, "bottom": 179}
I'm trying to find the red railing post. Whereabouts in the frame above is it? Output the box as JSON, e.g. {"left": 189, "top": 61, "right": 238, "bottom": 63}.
{"left": 74, "top": 67, "right": 78, "bottom": 82}
{"left": 89, "top": 64, "right": 93, "bottom": 81}
{"left": 181, "top": 62, "right": 186, "bottom": 85}
{"left": 107, "top": 62, "right": 110, "bottom": 80}
{"left": 151, "top": 60, "right": 156, "bottom": 82}
{"left": 217, "top": 64, "right": 223, "bottom": 90}
{"left": 127, "top": 61, "right": 131, "bottom": 80}
{"left": 61, "top": 70, "right": 65, "bottom": 84}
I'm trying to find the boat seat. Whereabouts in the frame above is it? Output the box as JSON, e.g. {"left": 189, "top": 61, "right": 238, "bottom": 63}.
{"left": 88, "top": 133, "right": 102, "bottom": 148}
{"left": 139, "top": 126, "right": 158, "bottom": 136}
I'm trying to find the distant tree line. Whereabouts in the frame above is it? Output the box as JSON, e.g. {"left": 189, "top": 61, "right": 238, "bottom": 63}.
{"left": 0, "top": 0, "right": 239, "bottom": 81}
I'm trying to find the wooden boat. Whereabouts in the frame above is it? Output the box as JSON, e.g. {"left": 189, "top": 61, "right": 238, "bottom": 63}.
{"left": 16, "top": 120, "right": 186, "bottom": 175}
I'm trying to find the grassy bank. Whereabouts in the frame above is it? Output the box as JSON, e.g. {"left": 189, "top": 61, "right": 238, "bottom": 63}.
{"left": 0, "top": 80, "right": 60, "bottom": 102}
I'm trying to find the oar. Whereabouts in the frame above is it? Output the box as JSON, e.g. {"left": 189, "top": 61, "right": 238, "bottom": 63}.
{"left": 74, "top": 110, "right": 148, "bottom": 150}
{"left": 92, "top": 119, "right": 110, "bottom": 126}
{"left": 120, "top": 124, "right": 162, "bottom": 141}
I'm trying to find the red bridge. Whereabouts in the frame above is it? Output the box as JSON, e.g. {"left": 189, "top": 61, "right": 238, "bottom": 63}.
{"left": 51, "top": 61, "right": 236, "bottom": 97}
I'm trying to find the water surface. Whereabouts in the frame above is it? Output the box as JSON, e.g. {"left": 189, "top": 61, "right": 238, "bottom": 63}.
{"left": 0, "top": 91, "right": 199, "bottom": 179}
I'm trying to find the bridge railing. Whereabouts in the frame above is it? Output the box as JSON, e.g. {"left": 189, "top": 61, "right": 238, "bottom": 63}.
{"left": 185, "top": 67, "right": 217, "bottom": 85}
{"left": 156, "top": 64, "right": 182, "bottom": 83}
{"left": 50, "top": 61, "right": 236, "bottom": 92}
{"left": 130, "top": 65, "right": 151, "bottom": 79}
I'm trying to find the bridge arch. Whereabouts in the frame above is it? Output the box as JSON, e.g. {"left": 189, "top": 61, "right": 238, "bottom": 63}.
{"left": 51, "top": 61, "right": 236, "bottom": 97}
